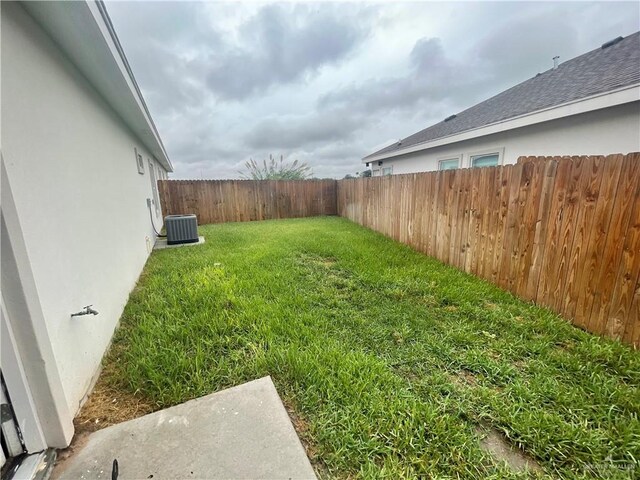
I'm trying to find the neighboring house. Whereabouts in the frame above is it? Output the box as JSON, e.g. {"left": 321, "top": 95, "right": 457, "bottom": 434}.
{"left": 1, "top": 0, "right": 172, "bottom": 470}
{"left": 363, "top": 32, "right": 640, "bottom": 175}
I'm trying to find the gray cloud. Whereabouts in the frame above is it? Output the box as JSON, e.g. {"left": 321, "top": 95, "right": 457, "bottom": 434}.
{"left": 206, "top": 4, "right": 373, "bottom": 100}
{"left": 106, "top": 1, "right": 640, "bottom": 180}
{"left": 472, "top": 11, "right": 580, "bottom": 83}
{"left": 245, "top": 109, "right": 362, "bottom": 150}
{"left": 314, "top": 2, "right": 640, "bottom": 155}
{"left": 318, "top": 36, "right": 467, "bottom": 117}
{"left": 108, "top": 2, "right": 218, "bottom": 112}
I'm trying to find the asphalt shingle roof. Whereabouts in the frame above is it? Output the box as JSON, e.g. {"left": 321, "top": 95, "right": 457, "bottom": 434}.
{"left": 366, "top": 32, "right": 640, "bottom": 159}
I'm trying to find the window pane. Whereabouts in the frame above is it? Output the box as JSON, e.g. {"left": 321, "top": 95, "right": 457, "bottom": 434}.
{"left": 471, "top": 154, "right": 499, "bottom": 168}
{"left": 382, "top": 167, "right": 392, "bottom": 176}
{"left": 439, "top": 159, "right": 459, "bottom": 170}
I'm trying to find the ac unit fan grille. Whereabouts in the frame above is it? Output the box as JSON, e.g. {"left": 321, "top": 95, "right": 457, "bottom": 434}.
{"left": 165, "top": 214, "right": 198, "bottom": 245}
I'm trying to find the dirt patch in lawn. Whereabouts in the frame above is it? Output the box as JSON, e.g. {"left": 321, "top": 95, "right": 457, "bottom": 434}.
{"left": 477, "top": 426, "right": 543, "bottom": 474}
{"left": 299, "top": 253, "right": 337, "bottom": 269}
{"left": 73, "top": 381, "right": 155, "bottom": 434}
{"left": 54, "top": 381, "right": 156, "bottom": 475}
{"left": 450, "top": 369, "right": 478, "bottom": 387}
{"left": 282, "top": 400, "right": 327, "bottom": 478}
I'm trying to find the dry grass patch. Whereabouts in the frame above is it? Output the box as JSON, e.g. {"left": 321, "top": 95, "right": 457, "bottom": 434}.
{"left": 74, "top": 380, "right": 155, "bottom": 434}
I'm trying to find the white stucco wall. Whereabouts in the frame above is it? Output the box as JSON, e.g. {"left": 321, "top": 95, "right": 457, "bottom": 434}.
{"left": 370, "top": 101, "right": 640, "bottom": 175}
{"left": 2, "top": 2, "right": 168, "bottom": 422}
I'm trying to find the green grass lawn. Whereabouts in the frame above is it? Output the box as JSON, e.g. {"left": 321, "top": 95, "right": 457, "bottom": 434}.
{"left": 104, "top": 217, "right": 639, "bottom": 479}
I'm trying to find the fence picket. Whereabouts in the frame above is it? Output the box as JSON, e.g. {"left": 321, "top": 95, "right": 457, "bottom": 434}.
{"left": 158, "top": 154, "right": 640, "bottom": 347}
{"left": 159, "top": 179, "right": 338, "bottom": 225}
{"left": 335, "top": 154, "right": 640, "bottom": 347}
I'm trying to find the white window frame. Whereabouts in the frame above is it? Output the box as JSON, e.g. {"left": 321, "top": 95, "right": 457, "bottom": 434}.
{"left": 148, "top": 159, "right": 160, "bottom": 215}
{"left": 135, "top": 148, "right": 145, "bottom": 174}
{"left": 437, "top": 154, "right": 462, "bottom": 171}
{"left": 468, "top": 147, "right": 505, "bottom": 168}
{"left": 381, "top": 166, "right": 393, "bottom": 176}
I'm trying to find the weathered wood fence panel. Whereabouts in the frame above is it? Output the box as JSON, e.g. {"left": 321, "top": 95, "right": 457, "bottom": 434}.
{"left": 157, "top": 155, "right": 639, "bottom": 345}
{"left": 337, "top": 154, "right": 640, "bottom": 347}
{"left": 158, "top": 179, "right": 337, "bottom": 224}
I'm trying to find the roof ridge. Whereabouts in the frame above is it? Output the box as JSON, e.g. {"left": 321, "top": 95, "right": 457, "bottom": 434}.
{"left": 365, "top": 31, "right": 640, "bottom": 160}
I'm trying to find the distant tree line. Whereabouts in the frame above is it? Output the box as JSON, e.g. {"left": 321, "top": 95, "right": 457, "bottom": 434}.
{"left": 343, "top": 170, "right": 372, "bottom": 179}
{"left": 240, "top": 154, "right": 312, "bottom": 180}
{"left": 239, "top": 154, "right": 371, "bottom": 180}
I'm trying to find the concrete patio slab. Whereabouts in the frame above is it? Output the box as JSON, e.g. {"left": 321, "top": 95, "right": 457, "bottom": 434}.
{"left": 54, "top": 377, "right": 316, "bottom": 480}
{"left": 154, "top": 236, "right": 205, "bottom": 250}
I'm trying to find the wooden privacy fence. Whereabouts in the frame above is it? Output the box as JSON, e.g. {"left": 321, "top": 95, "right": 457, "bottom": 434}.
{"left": 157, "top": 154, "right": 639, "bottom": 346}
{"left": 337, "top": 154, "right": 640, "bottom": 347}
{"left": 158, "top": 179, "right": 337, "bottom": 224}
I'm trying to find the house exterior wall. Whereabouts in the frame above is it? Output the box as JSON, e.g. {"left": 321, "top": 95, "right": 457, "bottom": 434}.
{"left": 1, "top": 1, "right": 167, "bottom": 441}
{"left": 370, "top": 101, "right": 640, "bottom": 175}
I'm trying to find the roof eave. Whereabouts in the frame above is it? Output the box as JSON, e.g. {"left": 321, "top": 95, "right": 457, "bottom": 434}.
{"left": 362, "top": 83, "right": 640, "bottom": 164}
{"left": 93, "top": 1, "right": 173, "bottom": 172}
{"left": 21, "top": 0, "right": 173, "bottom": 172}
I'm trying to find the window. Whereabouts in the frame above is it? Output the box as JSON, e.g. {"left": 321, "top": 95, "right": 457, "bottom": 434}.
{"left": 438, "top": 158, "right": 459, "bottom": 170}
{"left": 382, "top": 166, "right": 393, "bottom": 176}
{"left": 471, "top": 153, "right": 500, "bottom": 168}
{"left": 135, "top": 148, "right": 144, "bottom": 174}
{"left": 149, "top": 160, "right": 160, "bottom": 215}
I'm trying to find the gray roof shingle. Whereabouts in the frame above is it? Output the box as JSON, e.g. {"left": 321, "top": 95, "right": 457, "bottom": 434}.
{"left": 365, "top": 32, "right": 640, "bottom": 160}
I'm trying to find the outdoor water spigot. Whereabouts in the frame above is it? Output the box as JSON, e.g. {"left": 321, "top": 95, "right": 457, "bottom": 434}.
{"left": 71, "top": 305, "right": 99, "bottom": 317}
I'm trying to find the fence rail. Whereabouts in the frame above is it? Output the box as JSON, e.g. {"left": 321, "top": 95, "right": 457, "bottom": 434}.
{"left": 337, "top": 154, "right": 640, "bottom": 347}
{"left": 158, "top": 179, "right": 337, "bottom": 224}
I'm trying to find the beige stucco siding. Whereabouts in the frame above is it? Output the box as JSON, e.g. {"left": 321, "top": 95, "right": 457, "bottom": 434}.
{"left": 373, "top": 101, "right": 640, "bottom": 175}
{"left": 2, "top": 1, "right": 167, "bottom": 425}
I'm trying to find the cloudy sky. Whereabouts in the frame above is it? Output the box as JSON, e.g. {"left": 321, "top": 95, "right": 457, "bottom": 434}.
{"left": 106, "top": 1, "right": 640, "bottom": 179}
